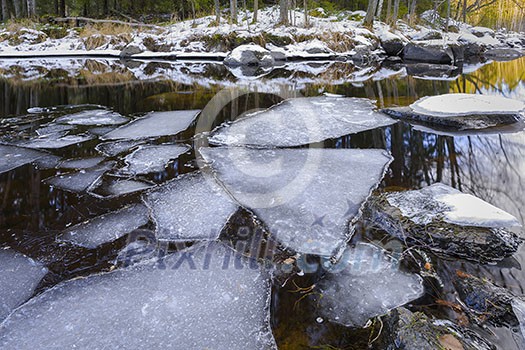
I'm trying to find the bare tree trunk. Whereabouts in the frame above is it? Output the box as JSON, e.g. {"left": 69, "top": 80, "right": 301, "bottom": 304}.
{"left": 59, "top": 0, "right": 66, "bottom": 17}
{"left": 386, "top": 0, "right": 392, "bottom": 24}
{"left": 214, "top": 0, "right": 220, "bottom": 23}
{"left": 462, "top": 0, "right": 467, "bottom": 23}
{"left": 408, "top": 0, "right": 417, "bottom": 24}
{"left": 446, "top": 0, "right": 451, "bottom": 31}
{"left": 1, "top": 0, "right": 8, "bottom": 20}
{"left": 279, "top": 0, "right": 288, "bottom": 25}
{"left": 303, "top": 0, "right": 308, "bottom": 27}
{"left": 364, "top": 0, "right": 379, "bottom": 27}
{"left": 14, "top": 0, "right": 22, "bottom": 18}
{"left": 230, "top": 0, "right": 237, "bottom": 23}
{"left": 376, "top": 0, "right": 384, "bottom": 21}
{"left": 253, "top": 0, "right": 258, "bottom": 23}
{"left": 392, "top": 0, "right": 400, "bottom": 24}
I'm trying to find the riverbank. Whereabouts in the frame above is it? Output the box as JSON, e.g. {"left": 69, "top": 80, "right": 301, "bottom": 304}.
{"left": 0, "top": 7, "right": 523, "bottom": 65}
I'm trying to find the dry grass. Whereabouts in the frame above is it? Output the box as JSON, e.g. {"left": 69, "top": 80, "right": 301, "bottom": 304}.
{"left": 79, "top": 23, "right": 134, "bottom": 38}
{"left": 4, "top": 18, "right": 39, "bottom": 32}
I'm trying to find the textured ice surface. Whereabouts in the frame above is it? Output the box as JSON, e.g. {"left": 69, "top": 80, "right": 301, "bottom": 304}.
{"left": 0, "top": 145, "right": 47, "bottom": 174}
{"left": 59, "top": 157, "right": 105, "bottom": 169}
{"left": 20, "top": 134, "right": 94, "bottom": 149}
{"left": 0, "top": 242, "right": 276, "bottom": 350}
{"left": 318, "top": 243, "right": 424, "bottom": 327}
{"left": 89, "top": 178, "right": 155, "bottom": 198}
{"left": 513, "top": 299, "right": 525, "bottom": 340}
{"left": 95, "top": 140, "right": 144, "bottom": 157}
{"left": 410, "top": 93, "right": 525, "bottom": 117}
{"left": 101, "top": 110, "right": 200, "bottom": 140}
{"left": 144, "top": 172, "right": 238, "bottom": 241}
{"left": 35, "top": 124, "right": 75, "bottom": 136}
{"left": 44, "top": 162, "right": 114, "bottom": 193}
{"left": 123, "top": 144, "right": 190, "bottom": 175}
{"left": 60, "top": 204, "right": 150, "bottom": 248}
{"left": 210, "top": 96, "right": 396, "bottom": 147}
{"left": 200, "top": 147, "right": 392, "bottom": 256}
{"left": 0, "top": 249, "right": 47, "bottom": 321}
{"left": 386, "top": 183, "right": 521, "bottom": 228}
{"left": 55, "top": 109, "right": 129, "bottom": 126}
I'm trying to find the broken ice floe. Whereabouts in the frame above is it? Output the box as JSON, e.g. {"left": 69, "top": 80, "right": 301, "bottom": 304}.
{"left": 144, "top": 172, "right": 238, "bottom": 242}
{"left": 369, "top": 183, "right": 523, "bottom": 263}
{"left": 0, "top": 145, "right": 47, "bottom": 174}
{"left": 210, "top": 96, "right": 396, "bottom": 147}
{"left": 0, "top": 249, "right": 47, "bottom": 321}
{"left": 35, "top": 124, "right": 75, "bottom": 136}
{"left": 0, "top": 242, "right": 276, "bottom": 350}
{"left": 95, "top": 140, "right": 145, "bottom": 157}
{"left": 19, "top": 134, "right": 94, "bottom": 149}
{"left": 88, "top": 177, "right": 155, "bottom": 198}
{"left": 44, "top": 162, "right": 114, "bottom": 193}
{"left": 55, "top": 109, "right": 129, "bottom": 126}
{"left": 200, "top": 147, "right": 392, "bottom": 256}
{"left": 317, "top": 243, "right": 424, "bottom": 327}
{"left": 58, "top": 157, "right": 105, "bottom": 170}
{"left": 385, "top": 183, "right": 520, "bottom": 228}
{"left": 122, "top": 144, "right": 190, "bottom": 175}
{"left": 101, "top": 110, "right": 200, "bottom": 140}
{"left": 59, "top": 204, "right": 150, "bottom": 248}
{"left": 383, "top": 93, "right": 525, "bottom": 130}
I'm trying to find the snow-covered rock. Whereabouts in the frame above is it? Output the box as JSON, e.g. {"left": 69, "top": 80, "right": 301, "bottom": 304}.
{"left": 0, "top": 242, "right": 276, "bottom": 350}
{"left": 378, "top": 30, "right": 406, "bottom": 56}
{"left": 0, "top": 249, "right": 47, "bottom": 321}
{"left": 368, "top": 183, "right": 523, "bottom": 263}
{"left": 317, "top": 243, "right": 424, "bottom": 327}
{"left": 470, "top": 26, "right": 495, "bottom": 38}
{"left": 403, "top": 42, "right": 462, "bottom": 64}
{"left": 224, "top": 44, "right": 275, "bottom": 67}
{"left": 59, "top": 204, "right": 150, "bottom": 248}
{"left": 210, "top": 96, "right": 396, "bottom": 147}
{"left": 383, "top": 93, "right": 525, "bottom": 130}
{"left": 144, "top": 172, "right": 238, "bottom": 242}
{"left": 119, "top": 44, "right": 145, "bottom": 58}
{"left": 200, "top": 148, "right": 392, "bottom": 257}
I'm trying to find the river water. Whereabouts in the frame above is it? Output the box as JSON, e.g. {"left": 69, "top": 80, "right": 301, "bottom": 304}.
{"left": 0, "top": 56, "right": 524, "bottom": 349}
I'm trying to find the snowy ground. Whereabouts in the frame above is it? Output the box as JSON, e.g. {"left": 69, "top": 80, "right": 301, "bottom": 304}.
{"left": 0, "top": 7, "right": 522, "bottom": 62}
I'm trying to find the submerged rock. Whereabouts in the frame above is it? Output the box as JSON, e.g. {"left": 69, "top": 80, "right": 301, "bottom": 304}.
{"left": 209, "top": 96, "right": 396, "bottom": 147}
{"left": 367, "top": 183, "right": 522, "bottom": 263}
{"left": 454, "top": 270, "right": 523, "bottom": 327}
{"left": 383, "top": 93, "right": 525, "bottom": 130}
{"left": 224, "top": 44, "right": 275, "bottom": 67}
{"left": 317, "top": 243, "right": 424, "bottom": 327}
{"left": 0, "top": 249, "right": 47, "bottom": 321}
{"left": 144, "top": 172, "right": 238, "bottom": 242}
{"left": 0, "top": 242, "right": 277, "bottom": 350}
{"left": 200, "top": 147, "right": 392, "bottom": 256}
{"left": 386, "top": 307, "right": 495, "bottom": 350}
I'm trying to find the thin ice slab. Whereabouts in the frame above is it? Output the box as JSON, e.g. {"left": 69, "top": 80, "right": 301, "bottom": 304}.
{"left": 58, "top": 157, "right": 105, "bottom": 170}
{"left": 55, "top": 109, "right": 129, "bottom": 126}
{"left": 89, "top": 177, "right": 155, "bottom": 198}
{"left": 122, "top": 144, "right": 190, "bottom": 175}
{"left": 0, "top": 145, "right": 47, "bottom": 174}
{"left": 19, "top": 134, "right": 94, "bottom": 149}
{"left": 383, "top": 93, "right": 525, "bottom": 130}
{"left": 0, "top": 249, "right": 47, "bottom": 321}
{"left": 317, "top": 243, "right": 424, "bottom": 327}
{"left": 144, "top": 172, "right": 238, "bottom": 242}
{"left": 44, "top": 162, "right": 114, "bottom": 193}
{"left": 0, "top": 242, "right": 276, "bottom": 350}
{"left": 101, "top": 110, "right": 200, "bottom": 140}
{"left": 210, "top": 96, "right": 396, "bottom": 147}
{"left": 200, "top": 148, "right": 393, "bottom": 256}
{"left": 59, "top": 204, "right": 150, "bottom": 248}
{"left": 95, "top": 140, "right": 144, "bottom": 157}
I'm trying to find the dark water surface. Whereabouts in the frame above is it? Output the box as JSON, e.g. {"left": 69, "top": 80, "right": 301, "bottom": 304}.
{"left": 1, "top": 56, "right": 525, "bottom": 349}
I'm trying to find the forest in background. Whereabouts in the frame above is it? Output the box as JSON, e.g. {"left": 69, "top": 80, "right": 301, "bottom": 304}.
{"left": 0, "top": 0, "right": 523, "bottom": 32}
